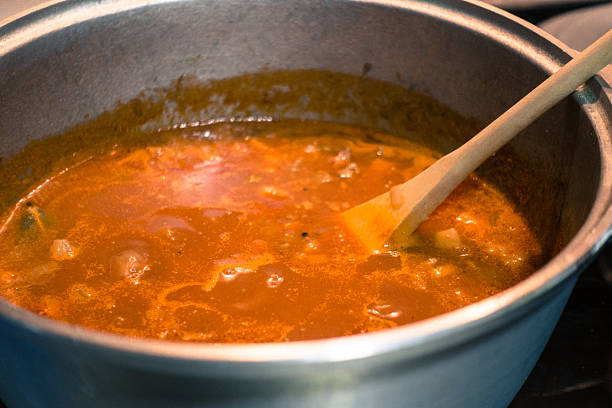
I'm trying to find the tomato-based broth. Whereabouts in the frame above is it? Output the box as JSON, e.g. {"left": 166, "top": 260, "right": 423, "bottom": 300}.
{"left": 0, "top": 120, "right": 542, "bottom": 342}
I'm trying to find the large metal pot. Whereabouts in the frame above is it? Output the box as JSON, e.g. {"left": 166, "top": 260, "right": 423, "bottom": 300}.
{"left": 1, "top": 1, "right": 611, "bottom": 407}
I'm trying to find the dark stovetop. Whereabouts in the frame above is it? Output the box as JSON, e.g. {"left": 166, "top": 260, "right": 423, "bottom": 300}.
{"left": 510, "top": 247, "right": 612, "bottom": 407}
{"left": 486, "top": 1, "right": 610, "bottom": 24}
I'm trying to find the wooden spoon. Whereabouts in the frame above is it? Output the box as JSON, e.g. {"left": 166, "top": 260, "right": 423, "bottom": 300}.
{"left": 341, "top": 30, "right": 612, "bottom": 253}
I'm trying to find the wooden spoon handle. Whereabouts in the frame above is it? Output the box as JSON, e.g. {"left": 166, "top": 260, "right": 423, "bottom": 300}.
{"left": 342, "top": 30, "right": 612, "bottom": 253}
{"left": 392, "top": 29, "right": 612, "bottom": 220}
{"left": 451, "top": 29, "right": 612, "bottom": 178}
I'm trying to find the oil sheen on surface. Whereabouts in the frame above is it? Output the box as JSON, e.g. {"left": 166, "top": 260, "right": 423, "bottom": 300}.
{"left": 0, "top": 120, "right": 542, "bottom": 342}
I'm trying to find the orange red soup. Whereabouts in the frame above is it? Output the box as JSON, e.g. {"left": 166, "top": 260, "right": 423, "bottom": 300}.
{"left": 0, "top": 120, "right": 542, "bottom": 342}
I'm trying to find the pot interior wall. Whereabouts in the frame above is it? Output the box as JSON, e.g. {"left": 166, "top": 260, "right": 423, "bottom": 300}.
{"left": 0, "top": 0, "right": 604, "bottom": 257}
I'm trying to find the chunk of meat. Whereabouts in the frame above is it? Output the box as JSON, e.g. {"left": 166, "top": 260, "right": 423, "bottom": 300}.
{"left": 50, "top": 239, "right": 79, "bottom": 261}
{"left": 111, "top": 250, "right": 150, "bottom": 285}
{"left": 434, "top": 228, "right": 462, "bottom": 250}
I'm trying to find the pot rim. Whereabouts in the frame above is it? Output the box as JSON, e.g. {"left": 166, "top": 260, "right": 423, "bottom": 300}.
{"left": 1, "top": 0, "right": 611, "bottom": 366}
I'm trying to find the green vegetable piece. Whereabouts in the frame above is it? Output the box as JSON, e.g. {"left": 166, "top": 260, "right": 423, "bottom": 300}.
{"left": 18, "top": 203, "right": 51, "bottom": 242}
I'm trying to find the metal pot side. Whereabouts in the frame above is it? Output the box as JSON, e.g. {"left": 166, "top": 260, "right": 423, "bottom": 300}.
{"left": 1, "top": 1, "right": 611, "bottom": 407}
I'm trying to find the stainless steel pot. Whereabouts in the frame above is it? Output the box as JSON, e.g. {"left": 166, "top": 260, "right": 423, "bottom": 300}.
{"left": 1, "top": 1, "right": 611, "bottom": 407}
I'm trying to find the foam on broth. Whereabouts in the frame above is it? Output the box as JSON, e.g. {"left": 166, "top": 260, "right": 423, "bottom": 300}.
{"left": 0, "top": 120, "right": 542, "bottom": 342}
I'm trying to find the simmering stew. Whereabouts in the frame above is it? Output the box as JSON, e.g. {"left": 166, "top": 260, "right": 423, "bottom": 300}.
{"left": 0, "top": 120, "right": 542, "bottom": 342}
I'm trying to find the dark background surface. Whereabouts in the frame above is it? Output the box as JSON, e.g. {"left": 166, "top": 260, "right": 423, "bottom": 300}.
{"left": 510, "top": 249, "right": 612, "bottom": 407}
{"left": 0, "top": 1, "right": 611, "bottom": 407}
{"left": 489, "top": 0, "right": 610, "bottom": 24}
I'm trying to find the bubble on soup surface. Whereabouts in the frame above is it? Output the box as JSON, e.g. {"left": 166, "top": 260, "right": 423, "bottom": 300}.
{"left": 330, "top": 147, "right": 351, "bottom": 168}
{"left": 266, "top": 273, "right": 284, "bottom": 288}
{"left": 367, "top": 301, "right": 403, "bottom": 320}
{"left": 337, "top": 162, "right": 359, "bottom": 179}
{"left": 221, "top": 266, "right": 254, "bottom": 281}
{"left": 303, "top": 238, "right": 320, "bottom": 253}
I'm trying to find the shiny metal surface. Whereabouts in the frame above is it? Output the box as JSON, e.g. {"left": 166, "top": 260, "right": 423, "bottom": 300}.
{"left": 1, "top": 1, "right": 612, "bottom": 407}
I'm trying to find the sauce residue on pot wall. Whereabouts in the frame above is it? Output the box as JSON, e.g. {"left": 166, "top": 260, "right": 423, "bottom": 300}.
{"left": 0, "top": 71, "right": 544, "bottom": 342}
